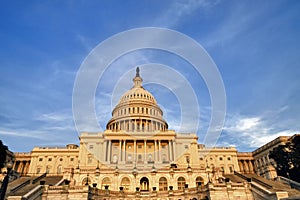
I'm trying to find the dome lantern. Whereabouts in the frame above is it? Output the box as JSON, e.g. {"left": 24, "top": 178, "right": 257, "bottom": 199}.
{"left": 133, "top": 67, "right": 142, "bottom": 88}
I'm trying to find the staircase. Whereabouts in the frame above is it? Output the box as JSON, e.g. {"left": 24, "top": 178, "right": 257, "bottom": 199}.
{"left": 231, "top": 172, "right": 300, "bottom": 200}
{"left": 5, "top": 174, "right": 63, "bottom": 200}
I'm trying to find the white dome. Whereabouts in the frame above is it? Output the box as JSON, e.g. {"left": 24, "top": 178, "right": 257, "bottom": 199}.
{"left": 106, "top": 67, "right": 168, "bottom": 132}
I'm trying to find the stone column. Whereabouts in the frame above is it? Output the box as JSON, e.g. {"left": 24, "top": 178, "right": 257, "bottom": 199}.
{"left": 239, "top": 160, "right": 244, "bottom": 173}
{"left": 104, "top": 140, "right": 108, "bottom": 161}
{"left": 108, "top": 141, "right": 112, "bottom": 163}
{"left": 158, "top": 140, "right": 161, "bottom": 162}
{"left": 123, "top": 140, "right": 126, "bottom": 162}
{"left": 144, "top": 140, "right": 147, "bottom": 163}
{"left": 172, "top": 140, "right": 176, "bottom": 161}
{"left": 243, "top": 160, "right": 249, "bottom": 173}
{"left": 168, "top": 140, "right": 172, "bottom": 161}
{"left": 134, "top": 140, "right": 137, "bottom": 162}
{"left": 119, "top": 140, "right": 122, "bottom": 161}
{"left": 249, "top": 160, "right": 254, "bottom": 173}
{"left": 17, "top": 161, "right": 22, "bottom": 173}
{"left": 154, "top": 140, "right": 157, "bottom": 160}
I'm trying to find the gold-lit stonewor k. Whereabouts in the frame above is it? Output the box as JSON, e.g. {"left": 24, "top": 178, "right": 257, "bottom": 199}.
{"left": 106, "top": 67, "right": 168, "bottom": 133}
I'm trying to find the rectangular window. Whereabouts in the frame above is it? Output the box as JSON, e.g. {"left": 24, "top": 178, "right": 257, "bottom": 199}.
{"left": 39, "top": 158, "right": 43, "bottom": 162}
{"left": 138, "top": 145, "right": 142, "bottom": 149}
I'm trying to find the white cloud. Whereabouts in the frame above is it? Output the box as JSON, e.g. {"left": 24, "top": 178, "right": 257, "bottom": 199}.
{"left": 154, "top": 0, "right": 220, "bottom": 28}
{"left": 221, "top": 113, "right": 298, "bottom": 150}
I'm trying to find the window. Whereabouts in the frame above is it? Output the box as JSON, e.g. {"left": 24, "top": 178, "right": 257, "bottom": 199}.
{"left": 219, "top": 157, "right": 223, "bottom": 161}
{"left": 48, "top": 158, "right": 52, "bottom": 161}
{"left": 70, "top": 158, "right": 74, "bottom": 161}
{"left": 88, "top": 154, "right": 93, "bottom": 164}
{"left": 196, "top": 177, "right": 204, "bottom": 187}
{"left": 113, "top": 154, "right": 118, "bottom": 163}
{"left": 162, "top": 145, "right": 166, "bottom": 149}
{"left": 36, "top": 167, "right": 41, "bottom": 174}
{"left": 177, "top": 177, "right": 186, "bottom": 190}
{"left": 138, "top": 145, "right": 142, "bottom": 149}
{"left": 148, "top": 145, "right": 152, "bottom": 149}
{"left": 121, "top": 177, "right": 130, "bottom": 191}
{"left": 127, "top": 154, "right": 132, "bottom": 161}
{"left": 148, "top": 154, "right": 152, "bottom": 161}
{"left": 57, "top": 165, "right": 62, "bottom": 174}
{"left": 82, "top": 177, "right": 91, "bottom": 185}
{"left": 89, "top": 145, "right": 94, "bottom": 149}
{"left": 229, "top": 166, "right": 233, "bottom": 173}
{"left": 162, "top": 154, "right": 167, "bottom": 162}
{"left": 221, "top": 167, "right": 224, "bottom": 172}
{"left": 46, "top": 166, "right": 51, "bottom": 174}
{"left": 101, "top": 177, "right": 111, "bottom": 189}
{"left": 227, "top": 157, "right": 231, "bottom": 161}
{"left": 128, "top": 145, "right": 132, "bottom": 149}
{"left": 200, "top": 157, "right": 203, "bottom": 161}
{"left": 59, "top": 158, "right": 63, "bottom": 161}
{"left": 138, "top": 154, "right": 142, "bottom": 161}
{"left": 159, "top": 177, "right": 168, "bottom": 191}
{"left": 39, "top": 158, "right": 43, "bottom": 162}
{"left": 184, "top": 145, "right": 188, "bottom": 149}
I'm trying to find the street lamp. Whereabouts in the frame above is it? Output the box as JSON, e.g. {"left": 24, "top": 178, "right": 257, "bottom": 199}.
{"left": 0, "top": 161, "right": 13, "bottom": 200}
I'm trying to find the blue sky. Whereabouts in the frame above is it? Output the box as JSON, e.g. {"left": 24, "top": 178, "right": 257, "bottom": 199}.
{"left": 0, "top": 0, "right": 299, "bottom": 152}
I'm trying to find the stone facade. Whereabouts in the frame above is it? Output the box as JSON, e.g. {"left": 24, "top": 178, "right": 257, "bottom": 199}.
{"left": 9, "top": 68, "right": 300, "bottom": 199}
{"left": 252, "top": 136, "right": 289, "bottom": 180}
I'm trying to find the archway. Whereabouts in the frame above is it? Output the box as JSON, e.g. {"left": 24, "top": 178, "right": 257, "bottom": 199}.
{"left": 140, "top": 177, "right": 149, "bottom": 191}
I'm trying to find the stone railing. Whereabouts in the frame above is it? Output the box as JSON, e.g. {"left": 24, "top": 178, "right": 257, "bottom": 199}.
{"left": 10, "top": 179, "right": 31, "bottom": 193}
{"left": 31, "top": 173, "right": 46, "bottom": 184}
{"left": 276, "top": 176, "right": 300, "bottom": 190}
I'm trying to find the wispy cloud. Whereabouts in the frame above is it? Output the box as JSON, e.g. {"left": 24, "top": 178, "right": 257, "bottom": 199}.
{"left": 219, "top": 111, "right": 298, "bottom": 151}
{"left": 154, "top": 0, "right": 220, "bottom": 28}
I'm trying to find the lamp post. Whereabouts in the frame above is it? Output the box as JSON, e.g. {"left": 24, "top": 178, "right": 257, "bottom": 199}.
{"left": 85, "top": 173, "right": 90, "bottom": 186}
{"left": 132, "top": 164, "right": 138, "bottom": 191}
{"left": 0, "top": 161, "right": 13, "bottom": 200}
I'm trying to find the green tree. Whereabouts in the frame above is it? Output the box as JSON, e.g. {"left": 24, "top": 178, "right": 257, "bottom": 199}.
{"left": 0, "top": 140, "right": 8, "bottom": 169}
{"left": 269, "top": 135, "right": 300, "bottom": 182}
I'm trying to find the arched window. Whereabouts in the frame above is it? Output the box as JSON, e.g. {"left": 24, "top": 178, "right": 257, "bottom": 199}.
{"left": 101, "top": 177, "right": 111, "bottom": 189}
{"left": 82, "top": 177, "right": 91, "bottom": 185}
{"left": 46, "top": 166, "right": 51, "bottom": 174}
{"left": 36, "top": 167, "right": 41, "bottom": 174}
{"left": 196, "top": 176, "right": 204, "bottom": 187}
{"left": 159, "top": 177, "right": 168, "bottom": 191}
{"left": 57, "top": 165, "right": 62, "bottom": 174}
{"left": 121, "top": 177, "right": 130, "bottom": 191}
{"left": 177, "top": 177, "right": 186, "bottom": 190}
{"left": 148, "top": 154, "right": 152, "bottom": 162}
{"left": 113, "top": 154, "right": 118, "bottom": 163}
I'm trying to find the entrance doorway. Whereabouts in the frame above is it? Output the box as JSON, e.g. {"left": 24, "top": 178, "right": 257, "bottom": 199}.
{"left": 140, "top": 177, "right": 149, "bottom": 191}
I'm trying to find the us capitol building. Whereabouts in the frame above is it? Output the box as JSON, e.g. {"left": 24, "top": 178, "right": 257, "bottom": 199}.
{"left": 3, "top": 68, "right": 300, "bottom": 200}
